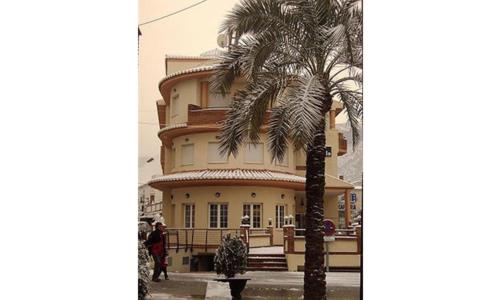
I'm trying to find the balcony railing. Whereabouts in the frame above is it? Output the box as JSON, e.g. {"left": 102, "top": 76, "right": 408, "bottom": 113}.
{"left": 187, "top": 104, "right": 229, "bottom": 126}
{"left": 164, "top": 228, "right": 242, "bottom": 253}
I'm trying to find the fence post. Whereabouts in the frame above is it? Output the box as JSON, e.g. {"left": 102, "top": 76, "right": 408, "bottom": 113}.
{"left": 267, "top": 225, "right": 274, "bottom": 246}
{"left": 240, "top": 224, "right": 250, "bottom": 251}
{"left": 283, "top": 224, "right": 295, "bottom": 253}
{"left": 355, "top": 226, "right": 362, "bottom": 254}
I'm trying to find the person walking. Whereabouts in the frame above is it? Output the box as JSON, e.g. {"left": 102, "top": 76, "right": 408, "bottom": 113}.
{"left": 144, "top": 222, "right": 166, "bottom": 282}
{"left": 161, "top": 248, "right": 169, "bottom": 280}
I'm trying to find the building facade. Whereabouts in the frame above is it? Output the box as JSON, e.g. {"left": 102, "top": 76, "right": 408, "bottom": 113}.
{"left": 138, "top": 182, "right": 163, "bottom": 220}
{"left": 148, "top": 52, "right": 359, "bottom": 272}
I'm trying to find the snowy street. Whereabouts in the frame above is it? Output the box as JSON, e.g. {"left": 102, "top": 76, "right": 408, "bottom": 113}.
{"left": 148, "top": 271, "right": 360, "bottom": 299}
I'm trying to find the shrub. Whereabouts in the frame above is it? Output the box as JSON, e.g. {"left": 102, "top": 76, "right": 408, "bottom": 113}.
{"left": 214, "top": 234, "right": 248, "bottom": 278}
{"left": 138, "top": 240, "right": 150, "bottom": 300}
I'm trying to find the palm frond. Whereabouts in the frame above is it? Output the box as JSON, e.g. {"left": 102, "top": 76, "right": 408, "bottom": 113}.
{"left": 267, "top": 93, "right": 292, "bottom": 162}
{"left": 288, "top": 75, "right": 327, "bottom": 150}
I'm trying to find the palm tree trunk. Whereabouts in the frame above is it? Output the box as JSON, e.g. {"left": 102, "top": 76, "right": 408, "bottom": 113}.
{"left": 303, "top": 112, "right": 327, "bottom": 300}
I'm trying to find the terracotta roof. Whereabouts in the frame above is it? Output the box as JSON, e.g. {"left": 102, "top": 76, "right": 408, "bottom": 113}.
{"left": 149, "top": 169, "right": 306, "bottom": 184}
{"left": 158, "top": 123, "right": 187, "bottom": 135}
{"left": 163, "top": 65, "right": 216, "bottom": 82}
{"left": 165, "top": 54, "right": 218, "bottom": 60}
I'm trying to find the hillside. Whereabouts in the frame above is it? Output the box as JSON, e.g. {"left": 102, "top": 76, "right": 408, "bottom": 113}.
{"left": 336, "top": 123, "right": 363, "bottom": 185}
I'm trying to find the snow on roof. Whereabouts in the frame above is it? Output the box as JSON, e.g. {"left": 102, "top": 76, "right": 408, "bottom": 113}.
{"left": 163, "top": 65, "right": 216, "bottom": 82}
{"left": 149, "top": 169, "right": 306, "bottom": 184}
{"left": 158, "top": 123, "right": 187, "bottom": 135}
{"left": 166, "top": 49, "right": 226, "bottom": 60}
{"left": 165, "top": 54, "right": 217, "bottom": 60}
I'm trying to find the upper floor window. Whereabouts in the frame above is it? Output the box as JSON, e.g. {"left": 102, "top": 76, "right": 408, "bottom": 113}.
{"left": 181, "top": 144, "right": 194, "bottom": 166}
{"left": 244, "top": 143, "right": 264, "bottom": 164}
{"left": 275, "top": 149, "right": 289, "bottom": 167}
{"left": 208, "top": 91, "right": 231, "bottom": 108}
{"left": 171, "top": 94, "right": 179, "bottom": 116}
{"left": 150, "top": 195, "right": 155, "bottom": 204}
{"left": 207, "top": 142, "right": 228, "bottom": 163}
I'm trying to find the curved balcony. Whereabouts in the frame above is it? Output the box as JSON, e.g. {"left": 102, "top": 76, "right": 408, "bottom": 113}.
{"left": 158, "top": 105, "right": 271, "bottom": 146}
{"left": 158, "top": 105, "right": 228, "bottom": 146}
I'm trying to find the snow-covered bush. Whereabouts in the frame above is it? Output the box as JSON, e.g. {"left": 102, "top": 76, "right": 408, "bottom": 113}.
{"left": 214, "top": 234, "right": 247, "bottom": 278}
{"left": 138, "top": 240, "right": 150, "bottom": 300}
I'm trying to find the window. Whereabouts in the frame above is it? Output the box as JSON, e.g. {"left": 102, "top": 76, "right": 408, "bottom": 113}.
{"left": 208, "top": 91, "right": 231, "bottom": 108}
{"left": 150, "top": 195, "right": 155, "bottom": 204}
{"left": 275, "top": 150, "right": 289, "bottom": 167}
{"left": 207, "top": 142, "right": 228, "bottom": 163}
{"left": 243, "top": 204, "right": 261, "bottom": 228}
{"left": 171, "top": 94, "right": 179, "bottom": 116}
{"left": 181, "top": 144, "right": 194, "bottom": 166}
{"left": 244, "top": 143, "right": 264, "bottom": 164}
{"left": 182, "top": 256, "right": 189, "bottom": 265}
{"left": 184, "top": 204, "right": 195, "bottom": 228}
{"left": 338, "top": 195, "right": 345, "bottom": 211}
{"left": 275, "top": 205, "right": 285, "bottom": 228}
{"left": 209, "top": 203, "right": 228, "bottom": 228}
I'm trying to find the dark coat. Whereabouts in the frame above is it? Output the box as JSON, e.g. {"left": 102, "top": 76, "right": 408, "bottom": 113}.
{"left": 144, "top": 229, "right": 165, "bottom": 256}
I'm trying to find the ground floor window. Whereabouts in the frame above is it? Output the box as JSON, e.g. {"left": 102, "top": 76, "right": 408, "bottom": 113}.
{"left": 243, "top": 204, "right": 261, "bottom": 228}
{"left": 209, "top": 203, "right": 228, "bottom": 228}
{"left": 275, "top": 205, "right": 285, "bottom": 228}
{"left": 184, "top": 204, "right": 195, "bottom": 228}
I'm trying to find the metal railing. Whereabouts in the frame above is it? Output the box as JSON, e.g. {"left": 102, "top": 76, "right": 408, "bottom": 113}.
{"left": 163, "top": 228, "right": 241, "bottom": 253}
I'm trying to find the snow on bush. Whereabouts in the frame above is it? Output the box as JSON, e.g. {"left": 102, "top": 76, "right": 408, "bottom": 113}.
{"left": 214, "top": 234, "right": 248, "bottom": 278}
{"left": 138, "top": 240, "right": 150, "bottom": 300}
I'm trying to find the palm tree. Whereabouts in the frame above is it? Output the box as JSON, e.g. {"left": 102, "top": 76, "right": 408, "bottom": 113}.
{"left": 210, "top": 1, "right": 362, "bottom": 299}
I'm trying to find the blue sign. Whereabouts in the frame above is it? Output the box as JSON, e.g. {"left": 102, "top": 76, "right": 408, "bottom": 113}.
{"left": 351, "top": 193, "right": 357, "bottom": 203}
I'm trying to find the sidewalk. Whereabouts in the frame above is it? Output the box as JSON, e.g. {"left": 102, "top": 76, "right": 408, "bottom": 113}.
{"left": 148, "top": 271, "right": 360, "bottom": 299}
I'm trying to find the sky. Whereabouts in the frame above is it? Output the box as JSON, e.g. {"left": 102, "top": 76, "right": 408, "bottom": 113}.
{"left": 138, "top": 0, "right": 349, "bottom": 184}
{"left": 138, "top": 0, "right": 241, "bottom": 184}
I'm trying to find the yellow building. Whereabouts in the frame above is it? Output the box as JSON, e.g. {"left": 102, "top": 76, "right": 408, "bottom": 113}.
{"left": 148, "top": 52, "right": 359, "bottom": 272}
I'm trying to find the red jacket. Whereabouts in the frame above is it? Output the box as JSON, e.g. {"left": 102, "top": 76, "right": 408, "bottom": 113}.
{"left": 144, "top": 229, "right": 165, "bottom": 256}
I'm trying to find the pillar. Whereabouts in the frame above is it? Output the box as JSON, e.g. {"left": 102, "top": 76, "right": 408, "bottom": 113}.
{"left": 283, "top": 224, "right": 295, "bottom": 254}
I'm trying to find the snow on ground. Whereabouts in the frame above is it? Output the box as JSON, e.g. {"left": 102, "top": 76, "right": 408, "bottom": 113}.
{"left": 204, "top": 281, "right": 231, "bottom": 299}
{"left": 249, "top": 246, "right": 284, "bottom": 254}
{"left": 148, "top": 293, "right": 195, "bottom": 300}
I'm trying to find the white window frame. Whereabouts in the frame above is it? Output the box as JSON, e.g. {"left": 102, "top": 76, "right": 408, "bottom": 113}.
{"left": 244, "top": 143, "right": 264, "bottom": 164}
{"left": 181, "top": 144, "right": 194, "bottom": 166}
{"left": 184, "top": 203, "right": 195, "bottom": 228}
{"left": 275, "top": 204, "right": 286, "bottom": 228}
{"left": 207, "top": 142, "right": 228, "bottom": 163}
{"left": 243, "top": 203, "right": 262, "bottom": 228}
{"left": 208, "top": 203, "right": 228, "bottom": 228}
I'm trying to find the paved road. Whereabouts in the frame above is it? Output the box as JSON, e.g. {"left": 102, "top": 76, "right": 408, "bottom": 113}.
{"left": 149, "top": 271, "right": 360, "bottom": 299}
{"left": 164, "top": 271, "right": 360, "bottom": 287}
